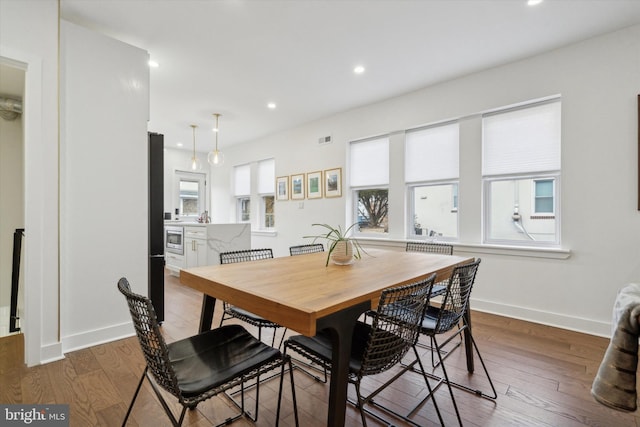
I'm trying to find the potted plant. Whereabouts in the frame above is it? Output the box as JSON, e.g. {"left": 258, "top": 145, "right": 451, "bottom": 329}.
{"left": 305, "top": 223, "right": 366, "bottom": 266}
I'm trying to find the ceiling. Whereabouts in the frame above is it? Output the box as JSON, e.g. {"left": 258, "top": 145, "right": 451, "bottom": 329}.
{"left": 59, "top": 0, "right": 640, "bottom": 153}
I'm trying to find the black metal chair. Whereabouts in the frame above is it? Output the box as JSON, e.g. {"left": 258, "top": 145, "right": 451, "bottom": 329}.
{"left": 289, "top": 243, "right": 328, "bottom": 383}
{"left": 284, "top": 275, "right": 444, "bottom": 427}
{"left": 117, "top": 277, "right": 298, "bottom": 427}
{"left": 219, "top": 249, "right": 285, "bottom": 348}
{"left": 406, "top": 241, "right": 460, "bottom": 367}
{"left": 289, "top": 243, "right": 324, "bottom": 256}
{"left": 414, "top": 259, "right": 497, "bottom": 426}
{"left": 406, "top": 241, "right": 453, "bottom": 255}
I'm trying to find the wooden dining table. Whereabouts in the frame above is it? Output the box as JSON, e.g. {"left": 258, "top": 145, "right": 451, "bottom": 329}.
{"left": 180, "top": 247, "right": 474, "bottom": 427}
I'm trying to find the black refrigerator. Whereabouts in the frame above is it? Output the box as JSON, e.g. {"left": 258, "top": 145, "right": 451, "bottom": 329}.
{"left": 148, "top": 132, "right": 165, "bottom": 322}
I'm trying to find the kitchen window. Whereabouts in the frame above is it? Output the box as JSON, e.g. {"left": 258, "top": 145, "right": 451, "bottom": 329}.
{"left": 176, "top": 171, "right": 206, "bottom": 218}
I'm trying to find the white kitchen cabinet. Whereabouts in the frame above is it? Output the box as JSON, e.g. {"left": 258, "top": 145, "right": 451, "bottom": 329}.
{"left": 165, "top": 223, "right": 251, "bottom": 272}
{"left": 165, "top": 253, "right": 185, "bottom": 276}
{"left": 184, "top": 226, "right": 208, "bottom": 269}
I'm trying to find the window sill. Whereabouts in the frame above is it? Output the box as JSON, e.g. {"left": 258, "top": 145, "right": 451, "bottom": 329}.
{"left": 355, "top": 236, "right": 571, "bottom": 260}
{"left": 252, "top": 229, "right": 278, "bottom": 237}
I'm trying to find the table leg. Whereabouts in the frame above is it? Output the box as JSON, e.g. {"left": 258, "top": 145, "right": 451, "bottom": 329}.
{"left": 463, "top": 307, "right": 474, "bottom": 373}
{"left": 199, "top": 295, "right": 216, "bottom": 333}
{"left": 317, "top": 300, "right": 370, "bottom": 427}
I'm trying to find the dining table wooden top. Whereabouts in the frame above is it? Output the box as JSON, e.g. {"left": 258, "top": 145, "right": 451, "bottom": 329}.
{"left": 180, "top": 248, "right": 474, "bottom": 337}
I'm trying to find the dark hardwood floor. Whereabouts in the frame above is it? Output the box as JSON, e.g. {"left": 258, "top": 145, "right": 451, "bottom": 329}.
{"left": 1, "top": 271, "right": 637, "bottom": 426}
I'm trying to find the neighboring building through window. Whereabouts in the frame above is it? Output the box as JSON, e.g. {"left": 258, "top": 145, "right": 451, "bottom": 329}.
{"left": 350, "top": 136, "right": 389, "bottom": 234}
{"left": 482, "top": 99, "right": 561, "bottom": 245}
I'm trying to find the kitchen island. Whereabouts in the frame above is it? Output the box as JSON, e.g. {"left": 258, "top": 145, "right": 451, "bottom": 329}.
{"left": 164, "top": 222, "right": 251, "bottom": 275}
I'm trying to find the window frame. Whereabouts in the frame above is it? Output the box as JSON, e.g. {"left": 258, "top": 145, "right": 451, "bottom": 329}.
{"left": 236, "top": 196, "right": 250, "bottom": 223}
{"left": 407, "top": 180, "right": 459, "bottom": 241}
{"left": 482, "top": 98, "right": 561, "bottom": 247}
{"left": 483, "top": 173, "right": 560, "bottom": 247}
{"left": 352, "top": 186, "right": 389, "bottom": 236}
{"left": 260, "top": 194, "right": 275, "bottom": 229}
{"left": 175, "top": 170, "right": 206, "bottom": 218}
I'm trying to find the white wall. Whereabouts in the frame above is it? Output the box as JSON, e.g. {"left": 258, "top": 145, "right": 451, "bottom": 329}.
{"left": 0, "top": 0, "right": 60, "bottom": 365}
{"left": 60, "top": 20, "right": 149, "bottom": 353}
{"left": 213, "top": 25, "right": 640, "bottom": 337}
{"left": 0, "top": 114, "right": 23, "bottom": 312}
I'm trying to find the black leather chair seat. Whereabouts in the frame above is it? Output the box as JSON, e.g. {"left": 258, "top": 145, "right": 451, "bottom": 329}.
{"left": 286, "top": 322, "right": 403, "bottom": 375}
{"left": 168, "top": 324, "right": 281, "bottom": 397}
{"left": 420, "top": 306, "right": 459, "bottom": 332}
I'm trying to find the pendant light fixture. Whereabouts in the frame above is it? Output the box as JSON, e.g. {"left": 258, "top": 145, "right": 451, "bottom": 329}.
{"left": 190, "top": 124, "right": 202, "bottom": 170}
{"left": 208, "top": 113, "right": 225, "bottom": 166}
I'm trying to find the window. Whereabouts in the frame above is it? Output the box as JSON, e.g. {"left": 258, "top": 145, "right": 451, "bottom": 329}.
{"left": 533, "top": 179, "right": 554, "bottom": 215}
{"left": 263, "top": 195, "right": 275, "bottom": 228}
{"left": 237, "top": 197, "right": 250, "bottom": 222}
{"left": 482, "top": 99, "right": 561, "bottom": 245}
{"left": 258, "top": 159, "right": 275, "bottom": 229}
{"left": 176, "top": 171, "right": 206, "bottom": 218}
{"left": 405, "top": 122, "right": 459, "bottom": 239}
{"left": 350, "top": 137, "right": 389, "bottom": 234}
{"left": 234, "top": 164, "right": 250, "bottom": 223}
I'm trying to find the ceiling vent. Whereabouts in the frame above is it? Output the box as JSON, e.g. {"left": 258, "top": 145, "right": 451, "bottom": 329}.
{"left": 318, "top": 135, "right": 332, "bottom": 145}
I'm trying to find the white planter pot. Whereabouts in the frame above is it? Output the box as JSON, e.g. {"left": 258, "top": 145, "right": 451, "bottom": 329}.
{"left": 331, "top": 240, "right": 354, "bottom": 265}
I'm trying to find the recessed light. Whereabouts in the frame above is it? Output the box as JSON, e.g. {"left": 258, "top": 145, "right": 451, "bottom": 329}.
{"left": 527, "top": 0, "right": 543, "bottom": 6}
{"left": 148, "top": 60, "right": 159, "bottom": 68}
{"left": 176, "top": 142, "right": 183, "bottom": 147}
{"left": 354, "top": 65, "right": 365, "bottom": 74}
{"left": 267, "top": 102, "right": 277, "bottom": 109}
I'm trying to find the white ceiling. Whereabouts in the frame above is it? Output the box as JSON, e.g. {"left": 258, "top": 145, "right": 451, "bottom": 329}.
{"left": 60, "top": 0, "right": 640, "bottom": 152}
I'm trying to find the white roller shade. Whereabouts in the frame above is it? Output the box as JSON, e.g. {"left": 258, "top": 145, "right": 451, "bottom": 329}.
{"left": 350, "top": 137, "right": 389, "bottom": 187}
{"left": 483, "top": 100, "right": 561, "bottom": 176}
{"left": 257, "top": 158, "right": 275, "bottom": 194}
{"left": 405, "top": 122, "right": 459, "bottom": 182}
{"left": 234, "top": 164, "right": 251, "bottom": 196}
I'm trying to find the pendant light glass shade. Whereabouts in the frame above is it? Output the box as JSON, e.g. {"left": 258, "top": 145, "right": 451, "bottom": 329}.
{"left": 208, "top": 113, "right": 225, "bottom": 166}
{"left": 190, "top": 124, "right": 202, "bottom": 171}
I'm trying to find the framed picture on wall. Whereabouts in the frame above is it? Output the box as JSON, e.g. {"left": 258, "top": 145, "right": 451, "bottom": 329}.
{"left": 276, "top": 176, "right": 289, "bottom": 201}
{"left": 307, "top": 171, "right": 323, "bottom": 199}
{"left": 324, "top": 167, "right": 342, "bottom": 198}
{"left": 291, "top": 173, "right": 305, "bottom": 200}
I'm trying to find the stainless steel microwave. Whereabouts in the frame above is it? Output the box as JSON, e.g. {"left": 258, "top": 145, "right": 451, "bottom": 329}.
{"left": 165, "top": 225, "right": 184, "bottom": 255}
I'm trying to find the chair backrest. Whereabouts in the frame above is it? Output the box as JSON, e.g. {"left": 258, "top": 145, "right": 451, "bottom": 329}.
{"left": 359, "top": 273, "right": 436, "bottom": 378}
{"left": 117, "top": 278, "right": 181, "bottom": 399}
{"left": 406, "top": 241, "right": 453, "bottom": 255}
{"left": 289, "top": 243, "right": 324, "bottom": 256}
{"left": 220, "top": 248, "right": 273, "bottom": 264}
{"left": 431, "top": 258, "right": 481, "bottom": 334}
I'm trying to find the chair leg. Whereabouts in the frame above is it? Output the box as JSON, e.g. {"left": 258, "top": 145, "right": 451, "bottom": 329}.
{"left": 445, "top": 330, "right": 498, "bottom": 400}
{"left": 410, "top": 346, "right": 445, "bottom": 426}
{"left": 276, "top": 356, "right": 299, "bottom": 427}
{"left": 145, "top": 370, "right": 184, "bottom": 427}
{"left": 122, "top": 367, "right": 147, "bottom": 427}
{"left": 433, "top": 336, "right": 463, "bottom": 427}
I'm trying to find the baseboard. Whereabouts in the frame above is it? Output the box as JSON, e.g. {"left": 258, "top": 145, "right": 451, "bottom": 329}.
{"left": 61, "top": 321, "right": 135, "bottom": 355}
{"left": 472, "top": 297, "right": 611, "bottom": 338}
